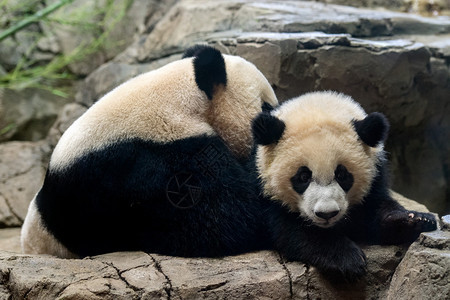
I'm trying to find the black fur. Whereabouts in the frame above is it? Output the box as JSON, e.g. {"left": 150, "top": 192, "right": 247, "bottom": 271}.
{"left": 261, "top": 102, "right": 275, "bottom": 113}
{"left": 334, "top": 164, "right": 354, "bottom": 192}
{"left": 36, "top": 135, "right": 268, "bottom": 257}
{"left": 353, "top": 112, "right": 389, "bottom": 147}
{"left": 268, "top": 152, "right": 438, "bottom": 282}
{"left": 290, "top": 166, "right": 312, "bottom": 194}
{"left": 36, "top": 109, "right": 437, "bottom": 283}
{"left": 252, "top": 113, "right": 286, "bottom": 145}
{"left": 183, "top": 45, "right": 227, "bottom": 100}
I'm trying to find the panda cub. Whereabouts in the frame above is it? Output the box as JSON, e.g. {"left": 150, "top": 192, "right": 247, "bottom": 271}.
{"left": 252, "top": 91, "right": 438, "bottom": 281}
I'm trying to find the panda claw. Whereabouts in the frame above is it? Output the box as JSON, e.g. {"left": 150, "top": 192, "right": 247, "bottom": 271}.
{"left": 380, "top": 210, "right": 438, "bottom": 244}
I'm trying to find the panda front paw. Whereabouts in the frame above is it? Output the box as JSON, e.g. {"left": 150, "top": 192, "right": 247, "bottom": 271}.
{"left": 315, "top": 240, "right": 367, "bottom": 283}
{"left": 380, "top": 210, "right": 437, "bottom": 244}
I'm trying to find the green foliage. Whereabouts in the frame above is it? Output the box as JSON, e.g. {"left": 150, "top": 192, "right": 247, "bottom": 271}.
{"left": 0, "top": 0, "right": 134, "bottom": 97}
{"left": 0, "top": 123, "right": 15, "bottom": 137}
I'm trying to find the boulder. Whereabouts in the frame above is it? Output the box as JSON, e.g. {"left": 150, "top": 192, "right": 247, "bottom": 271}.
{"left": 0, "top": 88, "right": 71, "bottom": 143}
{"left": 0, "top": 241, "right": 411, "bottom": 299}
{"left": 387, "top": 217, "right": 450, "bottom": 300}
{"left": 42, "top": 0, "right": 178, "bottom": 75}
{"left": 0, "top": 141, "right": 51, "bottom": 227}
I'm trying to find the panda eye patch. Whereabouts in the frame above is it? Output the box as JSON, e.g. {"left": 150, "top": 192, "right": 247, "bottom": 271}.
{"left": 291, "top": 166, "right": 312, "bottom": 194}
{"left": 335, "top": 164, "right": 354, "bottom": 192}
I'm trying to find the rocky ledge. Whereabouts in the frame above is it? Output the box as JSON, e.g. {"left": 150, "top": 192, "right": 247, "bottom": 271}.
{"left": 0, "top": 216, "right": 448, "bottom": 299}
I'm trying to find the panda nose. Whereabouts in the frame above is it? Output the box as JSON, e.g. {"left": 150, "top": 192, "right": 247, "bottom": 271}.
{"left": 315, "top": 210, "right": 339, "bottom": 220}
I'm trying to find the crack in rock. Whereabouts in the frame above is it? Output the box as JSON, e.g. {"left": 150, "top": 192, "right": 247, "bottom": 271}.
{"left": 0, "top": 191, "right": 24, "bottom": 224}
{"left": 147, "top": 254, "right": 173, "bottom": 300}
{"left": 277, "top": 253, "right": 293, "bottom": 299}
{"left": 198, "top": 280, "right": 229, "bottom": 292}
{"left": 305, "top": 265, "right": 312, "bottom": 300}
{"left": 103, "top": 261, "right": 142, "bottom": 295}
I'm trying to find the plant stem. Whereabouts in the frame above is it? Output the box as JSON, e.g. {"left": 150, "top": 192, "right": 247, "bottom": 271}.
{"left": 0, "top": 0, "right": 74, "bottom": 42}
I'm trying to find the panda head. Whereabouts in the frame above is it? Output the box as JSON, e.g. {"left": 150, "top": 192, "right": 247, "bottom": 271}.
{"left": 252, "top": 91, "right": 389, "bottom": 228}
{"left": 184, "top": 45, "right": 278, "bottom": 158}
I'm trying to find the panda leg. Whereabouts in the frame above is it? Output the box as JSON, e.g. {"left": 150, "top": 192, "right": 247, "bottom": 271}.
{"left": 362, "top": 162, "right": 438, "bottom": 244}
{"left": 270, "top": 206, "right": 367, "bottom": 282}
{"left": 21, "top": 196, "right": 78, "bottom": 258}
{"left": 377, "top": 199, "right": 438, "bottom": 244}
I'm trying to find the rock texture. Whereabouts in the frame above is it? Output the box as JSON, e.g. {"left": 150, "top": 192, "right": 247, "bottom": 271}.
{"left": 0, "top": 245, "right": 406, "bottom": 299}
{"left": 0, "top": 141, "right": 51, "bottom": 227}
{"left": 0, "top": 88, "right": 72, "bottom": 142}
{"left": 387, "top": 226, "right": 450, "bottom": 299}
{"left": 0, "top": 221, "right": 448, "bottom": 299}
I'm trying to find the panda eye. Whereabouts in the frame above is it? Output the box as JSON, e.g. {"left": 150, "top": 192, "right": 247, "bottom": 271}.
{"left": 335, "top": 165, "right": 354, "bottom": 192}
{"left": 291, "top": 166, "right": 312, "bottom": 194}
{"left": 299, "top": 170, "right": 312, "bottom": 183}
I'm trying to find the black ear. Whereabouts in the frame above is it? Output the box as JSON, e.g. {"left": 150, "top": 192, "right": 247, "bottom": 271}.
{"left": 261, "top": 102, "right": 275, "bottom": 113}
{"left": 353, "top": 112, "right": 389, "bottom": 147}
{"left": 252, "top": 113, "right": 286, "bottom": 145}
{"left": 183, "top": 45, "right": 227, "bottom": 100}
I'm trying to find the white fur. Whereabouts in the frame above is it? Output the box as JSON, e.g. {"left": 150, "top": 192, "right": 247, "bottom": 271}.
{"left": 21, "top": 51, "right": 277, "bottom": 258}
{"left": 257, "top": 92, "right": 381, "bottom": 215}
{"left": 300, "top": 181, "right": 348, "bottom": 227}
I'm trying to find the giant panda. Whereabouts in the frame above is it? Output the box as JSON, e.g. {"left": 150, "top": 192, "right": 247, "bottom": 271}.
{"left": 251, "top": 91, "right": 438, "bottom": 282}
{"left": 21, "top": 45, "right": 277, "bottom": 258}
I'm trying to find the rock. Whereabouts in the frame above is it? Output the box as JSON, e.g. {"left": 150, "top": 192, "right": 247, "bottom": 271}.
{"left": 0, "top": 244, "right": 413, "bottom": 299}
{"left": 155, "top": 251, "right": 290, "bottom": 299}
{"left": 392, "top": 191, "right": 430, "bottom": 212}
{"left": 41, "top": 0, "right": 177, "bottom": 75}
{"left": 0, "top": 37, "right": 23, "bottom": 72}
{"left": 117, "top": 0, "right": 450, "bottom": 64}
{"left": 287, "top": 245, "right": 407, "bottom": 300}
{"left": 0, "top": 141, "right": 51, "bottom": 227}
{"left": 0, "top": 228, "right": 21, "bottom": 253}
{"left": 317, "top": 0, "right": 450, "bottom": 15}
{"left": 387, "top": 228, "right": 450, "bottom": 299}
{"left": 442, "top": 215, "right": 450, "bottom": 229}
{"left": 0, "top": 88, "right": 72, "bottom": 142}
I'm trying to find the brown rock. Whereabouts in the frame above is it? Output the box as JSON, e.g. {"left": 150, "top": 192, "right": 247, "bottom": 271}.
{"left": 387, "top": 229, "right": 450, "bottom": 300}
{"left": 0, "top": 141, "right": 50, "bottom": 226}
{"left": 155, "top": 251, "right": 290, "bottom": 299}
{"left": 0, "top": 228, "right": 21, "bottom": 253}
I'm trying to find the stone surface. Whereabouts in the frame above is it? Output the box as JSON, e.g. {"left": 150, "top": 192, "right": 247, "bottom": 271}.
{"left": 286, "top": 245, "right": 407, "bottom": 300}
{"left": 0, "top": 228, "right": 21, "bottom": 253}
{"left": 0, "top": 141, "right": 51, "bottom": 227}
{"left": 387, "top": 227, "right": 450, "bottom": 300}
{"left": 116, "top": 0, "right": 450, "bottom": 64}
{"left": 0, "top": 88, "right": 72, "bottom": 143}
{"left": 0, "top": 243, "right": 415, "bottom": 299}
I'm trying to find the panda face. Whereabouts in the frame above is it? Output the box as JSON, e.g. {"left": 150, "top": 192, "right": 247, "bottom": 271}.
{"left": 253, "top": 91, "right": 389, "bottom": 228}
{"left": 292, "top": 165, "right": 352, "bottom": 227}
